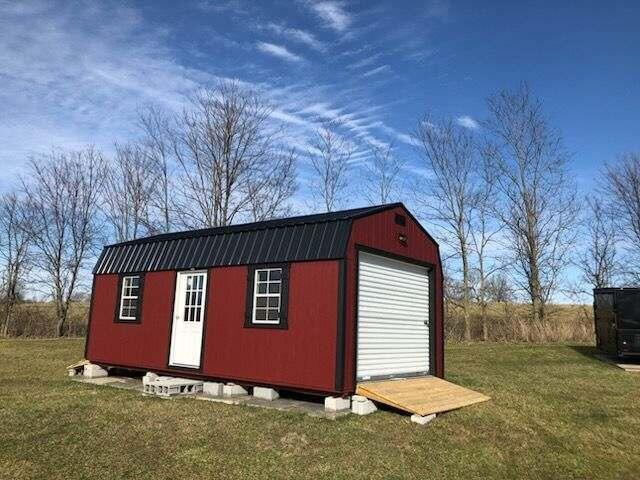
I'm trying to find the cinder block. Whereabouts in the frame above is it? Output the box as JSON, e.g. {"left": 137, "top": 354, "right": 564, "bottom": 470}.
{"left": 411, "top": 413, "right": 436, "bottom": 425}
{"left": 202, "top": 382, "right": 224, "bottom": 396}
{"left": 351, "top": 397, "right": 377, "bottom": 415}
{"left": 142, "top": 372, "right": 158, "bottom": 386}
{"left": 324, "top": 396, "right": 351, "bottom": 412}
{"left": 223, "top": 383, "right": 248, "bottom": 397}
{"left": 83, "top": 363, "right": 108, "bottom": 378}
{"left": 253, "top": 386, "right": 279, "bottom": 401}
{"left": 67, "top": 368, "right": 77, "bottom": 377}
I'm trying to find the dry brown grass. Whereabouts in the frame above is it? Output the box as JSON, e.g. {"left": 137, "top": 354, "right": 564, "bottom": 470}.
{"left": 3, "top": 300, "right": 595, "bottom": 343}
{"left": 445, "top": 302, "right": 595, "bottom": 343}
{"left": 3, "top": 302, "right": 89, "bottom": 337}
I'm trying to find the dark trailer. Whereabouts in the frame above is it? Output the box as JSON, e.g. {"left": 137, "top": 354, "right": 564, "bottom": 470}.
{"left": 594, "top": 288, "right": 640, "bottom": 358}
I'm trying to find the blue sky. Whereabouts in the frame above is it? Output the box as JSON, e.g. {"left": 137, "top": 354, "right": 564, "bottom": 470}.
{"left": 0, "top": 0, "right": 638, "bottom": 197}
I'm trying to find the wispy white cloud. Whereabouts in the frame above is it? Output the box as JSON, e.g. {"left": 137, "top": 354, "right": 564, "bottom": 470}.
{"left": 456, "top": 115, "right": 479, "bottom": 129}
{"left": 362, "top": 65, "right": 390, "bottom": 77}
{"left": 307, "top": 1, "right": 351, "bottom": 33}
{"left": 347, "top": 52, "right": 383, "bottom": 70}
{"left": 256, "top": 41, "right": 303, "bottom": 62}
{"left": 397, "top": 132, "right": 421, "bottom": 147}
{"left": 265, "top": 23, "right": 325, "bottom": 51}
{"left": 424, "top": 0, "right": 450, "bottom": 20}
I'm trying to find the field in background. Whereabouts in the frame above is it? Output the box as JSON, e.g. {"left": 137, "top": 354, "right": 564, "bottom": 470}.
{"left": 1, "top": 339, "right": 638, "bottom": 479}
{"left": 2, "top": 301, "right": 594, "bottom": 343}
{"left": 445, "top": 303, "right": 595, "bottom": 343}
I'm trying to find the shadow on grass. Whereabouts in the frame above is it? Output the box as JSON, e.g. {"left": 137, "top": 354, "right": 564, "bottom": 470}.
{"left": 570, "top": 344, "right": 640, "bottom": 365}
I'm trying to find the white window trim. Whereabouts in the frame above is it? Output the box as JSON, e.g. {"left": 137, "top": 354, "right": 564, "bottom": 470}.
{"left": 119, "top": 275, "right": 140, "bottom": 321}
{"left": 252, "top": 268, "right": 282, "bottom": 325}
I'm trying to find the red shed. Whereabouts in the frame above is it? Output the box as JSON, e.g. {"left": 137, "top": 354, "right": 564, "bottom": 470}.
{"left": 85, "top": 203, "right": 444, "bottom": 396}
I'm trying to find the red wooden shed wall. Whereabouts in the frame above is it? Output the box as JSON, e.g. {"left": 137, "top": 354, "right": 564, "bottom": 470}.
{"left": 341, "top": 205, "right": 444, "bottom": 394}
{"left": 86, "top": 260, "right": 340, "bottom": 394}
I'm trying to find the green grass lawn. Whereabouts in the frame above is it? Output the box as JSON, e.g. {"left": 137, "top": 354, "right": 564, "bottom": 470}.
{"left": 1, "top": 339, "right": 639, "bottom": 480}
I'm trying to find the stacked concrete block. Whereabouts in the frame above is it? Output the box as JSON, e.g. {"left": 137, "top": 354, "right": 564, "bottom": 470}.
{"left": 83, "top": 363, "right": 108, "bottom": 379}
{"left": 253, "top": 387, "right": 279, "bottom": 401}
{"left": 351, "top": 395, "right": 377, "bottom": 415}
{"left": 202, "top": 382, "right": 224, "bottom": 397}
{"left": 324, "top": 396, "right": 351, "bottom": 412}
{"left": 410, "top": 413, "right": 436, "bottom": 425}
{"left": 143, "top": 376, "right": 203, "bottom": 397}
{"left": 223, "top": 383, "right": 248, "bottom": 397}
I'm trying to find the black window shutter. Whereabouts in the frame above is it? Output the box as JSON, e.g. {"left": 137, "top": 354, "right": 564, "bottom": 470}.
{"left": 135, "top": 274, "right": 145, "bottom": 322}
{"left": 279, "top": 264, "right": 290, "bottom": 327}
{"left": 244, "top": 266, "right": 255, "bottom": 326}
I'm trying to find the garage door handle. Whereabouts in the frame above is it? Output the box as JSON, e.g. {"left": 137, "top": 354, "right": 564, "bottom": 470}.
{"left": 424, "top": 320, "right": 429, "bottom": 325}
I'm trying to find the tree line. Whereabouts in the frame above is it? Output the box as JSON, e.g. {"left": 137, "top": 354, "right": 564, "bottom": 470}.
{"left": 0, "top": 80, "right": 637, "bottom": 337}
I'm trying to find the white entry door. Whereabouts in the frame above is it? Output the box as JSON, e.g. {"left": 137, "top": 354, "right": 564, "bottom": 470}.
{"left": 357, "top": 252, "right": 430, "bottom": 380}
{"left": 169, "top": 271, "right": 208, "bottom": 368}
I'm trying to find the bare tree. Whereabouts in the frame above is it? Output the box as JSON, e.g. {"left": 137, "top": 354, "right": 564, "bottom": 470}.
{"left": 602, "top": 152, "right": 640, "bottom": 280}
{"left": 138, "top": 105, "right": 175, "bottom": 233}
{"left": 414, "top": 115, "right": 477, "bottom": 341}
{"left": 576, "top": 196, "right": 619, "bottom": 289}
{"left": 22, "top": 148, "right": 105, "bottom": 336}
{"left": 363, "top": 142, "right": 403, "bottom": 204}
{"left": 171, "top": 81, "right": 297, "bottom": 228}
{"left": 0, "top": 192, "right": 31, "bottom": 336}
{"left": 483, "top": 83, "right": 578, "bottom": 326}
{"left": 102, "top": 142, "right": 157, "bottom": 242}
{"left": 309, "top": 121, "right": 353, "bottom": 212}
{"left": 469, "top": 170, "right": 505, "bottom": 341}
{"left": 246, "top": 148, "right": 297, "bottom": 221}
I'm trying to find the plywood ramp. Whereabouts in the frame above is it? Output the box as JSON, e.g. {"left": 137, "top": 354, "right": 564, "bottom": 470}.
{"left": 356, "top": 376, "right": 490, "bottom": 416}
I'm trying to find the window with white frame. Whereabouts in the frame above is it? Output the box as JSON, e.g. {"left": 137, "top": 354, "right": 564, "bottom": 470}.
{"left": 252, "top": 268, "right": 282, "bottom": 324}
{"left": 118, "top": 275, "right": 141, "bottom": 321}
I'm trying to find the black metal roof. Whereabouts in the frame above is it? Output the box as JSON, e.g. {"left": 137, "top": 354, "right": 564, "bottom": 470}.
{"left": 93, "top": 204, "right": 402, "bottom": 274}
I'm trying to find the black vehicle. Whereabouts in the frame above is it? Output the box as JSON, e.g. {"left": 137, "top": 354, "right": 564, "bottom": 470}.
{"left": 593, "top": 288, "right": 640, "bottom": 358}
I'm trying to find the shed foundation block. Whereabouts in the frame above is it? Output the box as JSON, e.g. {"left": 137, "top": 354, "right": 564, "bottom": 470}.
{"left": 83, "top": 363, "right": 108, "bottom": 379}
{"left": 223, "top": 383, "right": 248, "bottom": 397}
{"left": 202, "top": 382, "right": 224, "bottom": 396}
{"left": 351, "top": 395, "right": 377, "bottom": 415}
{"left": 411, "top": 413, "right": 436, "bottom": 425}
{"left": 253, "top": 386, "right": 279, "bottom": 401}
{"left": 324, "top": 396, "right": 351, "bottom": 412}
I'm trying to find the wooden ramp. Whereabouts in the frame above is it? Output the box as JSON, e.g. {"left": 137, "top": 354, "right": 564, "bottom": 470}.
{"left": 356, "top": 376, "right": 490, "bottom": 416}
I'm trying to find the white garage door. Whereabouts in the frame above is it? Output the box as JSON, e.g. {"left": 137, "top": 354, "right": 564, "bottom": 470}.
{"left": 357, "top": 251, "right": 430, "bottom": 380}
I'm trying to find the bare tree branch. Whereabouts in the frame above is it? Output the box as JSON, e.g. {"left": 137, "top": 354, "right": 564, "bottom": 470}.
{"left": 102, "top": 142, "right": 157, "bottom": 242}
{"left": 0, "top": 191, "right": 32, "bottom": 336}
{"left": 483, "top": 83, "right": 579, "bottom": 326}
{"left": 413, "top": 114, "right": 478, "bottom": 341}
{"left": 309, "top": 121, "right": 353, "bottom": 212}
{"left": 21, "top": 148, "right": 106, "bottom": 336}
{"left": 363, "top": 142, "right": 403, "bottom": 204}
{"left": 171, "top": 81, "right": 296, "bottom": 227}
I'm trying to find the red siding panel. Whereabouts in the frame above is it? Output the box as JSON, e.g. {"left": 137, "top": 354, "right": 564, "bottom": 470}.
{"left": 342, "top": 205, "right": 444, "bottom": 394}
{"left": 86, "top": 271, "right": 175, "bottom": 369}
{"left": 202, "top": 262, "right": 338, "bottom": 392}
{"left": 86, "top": 261, "right": 340, "bottom": 394}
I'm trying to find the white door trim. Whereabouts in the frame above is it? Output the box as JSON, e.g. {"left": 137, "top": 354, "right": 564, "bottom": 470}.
{"left": 168, "top": 270, "right": 208, "bottom": 369}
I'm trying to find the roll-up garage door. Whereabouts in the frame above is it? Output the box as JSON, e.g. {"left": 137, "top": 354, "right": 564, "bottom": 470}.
{"left": 357, "top": 251, "right": 430, "bottom": 380}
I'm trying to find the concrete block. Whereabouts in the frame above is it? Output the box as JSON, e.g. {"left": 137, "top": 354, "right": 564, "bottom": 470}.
{"left": 142, "top": 372, "right": 158, "bottom": 386}
{"left": 202, "top": 382, "right": 224, "bottom": 396}
{"left": 324, "top": 396, "right": 351, "bottom": 412}
{"left": 223, "top": 383, "right": 248, "bottom": 397}
{"left": 351, "top": 397, "right": 377, "bottom": 415}
{"left": 143, "top": 377, "right": 203, "bottom": 396}
{"left": 411, "top": 413, "right": 436, "bottom": 425}
{"left": 83, "top": 363, "right": 108, "bottom": 378}
{"left": 67, "top": 368, "right": 77, "bottom": 377}
{"left": 253, "top": 386, "right": 279, "bottom": 401}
